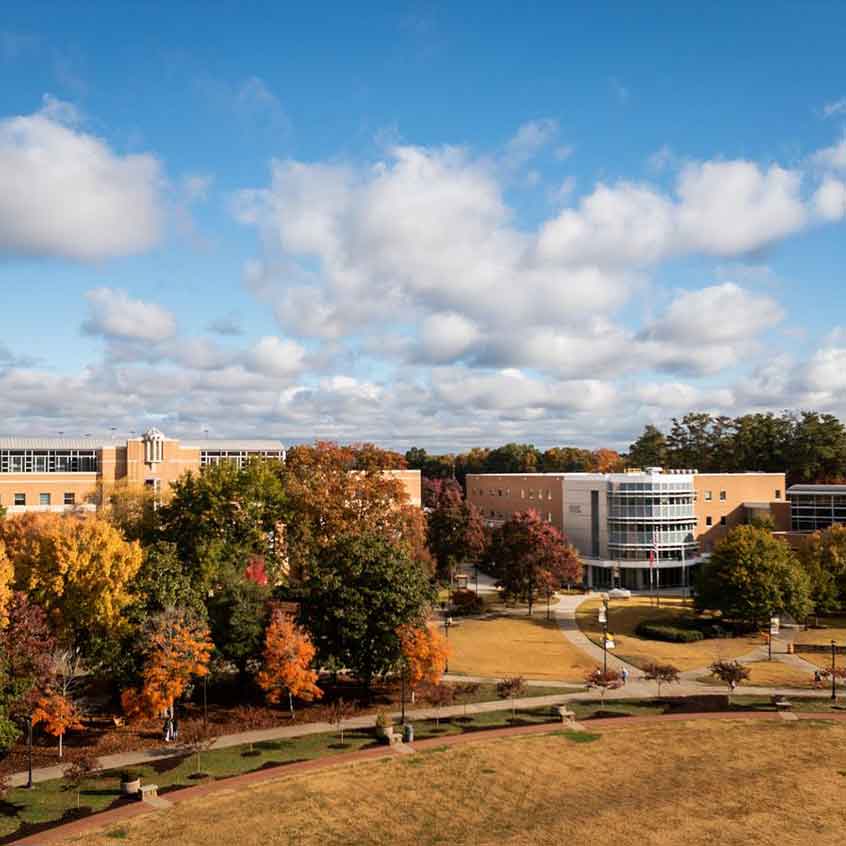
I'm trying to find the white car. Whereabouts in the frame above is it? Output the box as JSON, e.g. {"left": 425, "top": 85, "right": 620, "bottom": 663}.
{"left": 608, "top": 587, "right": 632, "bottom": 600}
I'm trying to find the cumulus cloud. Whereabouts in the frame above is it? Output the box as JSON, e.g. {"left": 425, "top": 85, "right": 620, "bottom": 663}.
{"left": 812, "top": 135, "right": 846, "bottom": 172}
{"left": 814, "top": 176, "right": 846, "bottom": 221}
{"left": 246, "top": 336, "right": 306, "bottom": 377}
{"left": 823, "top": 98, "right": 846, "bottom": 118}
{"left": 82, "top": 288, "right": 177, "bottom": 343}
{"left": 0, "top": 96, "right": 163, "bottom": 260}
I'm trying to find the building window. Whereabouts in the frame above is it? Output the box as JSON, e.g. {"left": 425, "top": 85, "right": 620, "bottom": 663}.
{"left": 521, "top": 489, "right": 525, "bottom": 499}
{"left": 40, "top": 493, "right": 51, "bottom": 506}
{"left": 547, "top": 512, "right": 552, "bottom": 522}
{"left": 706, "top": 516, "right": 713, "bottom": 526}
{"left": 505, "top": 488, "right": 511, "bottom": 497}
{"left": 14, "top": 493, "right": 25, "bottom": 506}
{"left": 720, "top": 516, "right": 727, "bottom": 526}
{"left": 719, "top": 490, "right": 727, "bottom": 501}
{"left": 498, "top": 489, "right": 502, "bottom": 497}
{"left": 547, "top": 490, "right": 552, "bottom": 500}
{"left": 775, "top": 489, "right": 781, "bottom": 499}
{"left": 704, "top": 490, "right": 712, "bottom": 501}
{"left": 64, "top": 492, "right": 75, "bottom": 506}
{"left": 528, "top": 490, "right": 535, "bottom": 499}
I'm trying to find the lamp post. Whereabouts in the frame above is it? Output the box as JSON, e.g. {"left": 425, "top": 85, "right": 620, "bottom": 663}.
{"left": 400, "top": 663, "right": 407, "bottom": 726}
{"left": 26, "top": 714, "right": 34, "bottom": 789}
{"left": 598, "top": 595, "right": 609, "bottom": 676}
{"left": 203, "top": 674, "right": 208, "bottom": 732}
{"left": 444, "top": 616, "right": 452, "bottom": 673}
{"left": 832, "top": 640, "right": 837, "bottom": 702}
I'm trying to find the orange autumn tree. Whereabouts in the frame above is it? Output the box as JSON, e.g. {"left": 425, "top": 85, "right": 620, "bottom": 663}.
{"left": 121, "top": 608, "right": 213, "bottom": 720}
{"left": 0, "top": 539, "right": 12, "bottom": 628}
{"left": 32, "top": 692, "right": 83, "bottom": 759}
{"left": 256, "top": 608, "right": 322, "bottom": 718}
{"left": 398, "top": 624, "right": 449, "bottom": 703}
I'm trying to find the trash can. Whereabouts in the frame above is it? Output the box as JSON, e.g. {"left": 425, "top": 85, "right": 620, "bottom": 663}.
{"left": 403, "top": 724, "right": 414, "bottom": 743}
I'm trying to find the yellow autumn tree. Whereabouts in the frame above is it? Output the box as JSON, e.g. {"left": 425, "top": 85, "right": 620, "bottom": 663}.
{"left": 398, "top": 624, "right": 449, "bottom": 702}
{"left": 32, "top": 692, "right": 83, "bottom": 759}
{"left": 257, "top": 609, "right": 322, "bottom": 717}
{"left": 0, "top": 513, "right": 142, "bottom": 643}
{"left": 122, "top": 608, "right": 213, "bottom": 720}
{"left": 0, "top": 539, "right": 12, "bottom": 628}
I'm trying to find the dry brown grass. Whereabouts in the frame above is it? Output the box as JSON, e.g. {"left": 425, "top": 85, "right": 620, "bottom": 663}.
{"left": 73, "top": 719, "right": 846, "bottom": 846}
{"left": 446, "top": 615, "right": 596, "bottom": 680}
{"left": 698, "top": 660, "right": 817, "bottom": 689}
{"left": 576, "top": 596, "right": 761, "bottom": 671}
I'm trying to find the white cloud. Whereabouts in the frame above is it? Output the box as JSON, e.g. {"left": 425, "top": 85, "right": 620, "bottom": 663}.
{"left": 503, "top": 119, "right": 558, "bottom": 168}
{"left": 0, "top": 96, "right": 163, "bottom": 260}
{"left": 823, "top": 98, "right": 846, "bottom": 118}
{"left": 82, "top": 288, "right": 177, "bottom": 343}
{"left": 814, "top": 176, "right": 846, "bottom": 220}
{"left": 420, "top": 312, "right": 480, "bottom": 362}
{"left": 246, "top": 336, "right": 306, "bottom": 377}
{"left": 812, "top": 135, "right": 846, "bottom": 172}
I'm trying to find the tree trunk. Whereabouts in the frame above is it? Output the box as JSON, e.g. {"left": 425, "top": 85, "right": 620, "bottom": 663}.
{"left": 59, "top": 732, "right": 63, "bottom": 759}
{"left": 288, "top": 691, "right": 294, "bottom": 719}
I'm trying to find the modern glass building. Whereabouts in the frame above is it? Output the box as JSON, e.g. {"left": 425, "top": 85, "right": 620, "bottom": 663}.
{"left": 788, "top": 484, "right": 846, "bottom": 532}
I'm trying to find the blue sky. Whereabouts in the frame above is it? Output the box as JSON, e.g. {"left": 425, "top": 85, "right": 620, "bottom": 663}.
{"left": 1, "top": 2, "right": 846, "bottom": 450}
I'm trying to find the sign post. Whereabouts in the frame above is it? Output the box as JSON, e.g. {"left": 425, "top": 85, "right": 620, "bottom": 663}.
{"left": 768, "top": 617, "right": 780, "bottom": 661}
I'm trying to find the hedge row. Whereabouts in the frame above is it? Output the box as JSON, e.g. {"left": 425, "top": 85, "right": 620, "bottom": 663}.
{"left": 635, "top": 621, "right": 704, "bottom": 643}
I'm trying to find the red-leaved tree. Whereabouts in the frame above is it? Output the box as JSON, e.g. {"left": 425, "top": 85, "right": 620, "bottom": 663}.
{"left": 484, "top": 511, "right": 582, "bottom": 614}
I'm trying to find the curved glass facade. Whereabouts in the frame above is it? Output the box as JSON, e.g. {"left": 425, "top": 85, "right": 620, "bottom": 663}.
{"left": 607, "top": 476, "right": 698, "bottom": 562}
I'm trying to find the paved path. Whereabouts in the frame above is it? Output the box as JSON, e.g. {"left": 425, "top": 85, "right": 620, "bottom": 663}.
{"left": 6, "top": 692, "right": 577, "bottom": 788}
{"left": 552, "top": 592, "right": 646, "bottom": 677}
{"left": 12, "top": 708, "right": 846, "bottom": 846}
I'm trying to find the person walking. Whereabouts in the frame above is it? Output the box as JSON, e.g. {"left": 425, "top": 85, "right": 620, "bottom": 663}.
{"left": 621, "top": 666, "right": 629, "bottom": 686}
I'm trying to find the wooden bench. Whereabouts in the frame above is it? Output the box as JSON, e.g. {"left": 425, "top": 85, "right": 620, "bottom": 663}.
{"left": 139, "top": 783, "right": 159, "bottom": 802}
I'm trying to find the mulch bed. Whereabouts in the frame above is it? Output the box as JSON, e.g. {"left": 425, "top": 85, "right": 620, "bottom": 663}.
{"left": 0, "top": 678, "right": 413, "bottom": 777}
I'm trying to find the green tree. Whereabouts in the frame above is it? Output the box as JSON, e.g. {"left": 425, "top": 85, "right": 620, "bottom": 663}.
{"left": 731, "top": 413, "right": 794, "bottom": 474}
{"left": 695, "top": 525, "right": 812, "bottom": 625}
{"left": 797, "top": 524, "right": 846, "bottom": 623}
{"left": 484, "top": 511, "right": 582, "bottom": 615}
{"left": 787, "top": 411, "right": 846, "bottom": 483}
{"left": 301, "top": 532, "right": 436, "bottom": 691}
{"left": 666, "top": 412, "right": 717, "bottom": 470}
{"left": 208, "top": 565, "right": 272, "bottom": 679}
{"left": 483, "top": 443, "right": 542, "bottom": 474}
{"left": 158, "top": 458, "right": 288, "bottom": 588}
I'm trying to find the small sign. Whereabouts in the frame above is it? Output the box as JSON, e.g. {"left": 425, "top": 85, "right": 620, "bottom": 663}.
{"left": 770, "top": 617, "right": 780, "bottom": 635}
{"left": 598, "top": 608, "right": 607, "bottom": 624}
{"left": 605, "top": 638, "right": 616, "bottom": 650}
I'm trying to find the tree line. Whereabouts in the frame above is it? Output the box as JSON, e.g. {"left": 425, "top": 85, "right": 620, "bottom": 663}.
{"left": 407, "top": 410, "right": 846, "bottom": 488}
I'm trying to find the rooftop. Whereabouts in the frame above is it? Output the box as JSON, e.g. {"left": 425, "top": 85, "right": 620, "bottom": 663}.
{"left": 787, "top": 484, "right": 846, "bottom": 494}
{"left": 0, "top": 437, "right": 285, "bottom": 451}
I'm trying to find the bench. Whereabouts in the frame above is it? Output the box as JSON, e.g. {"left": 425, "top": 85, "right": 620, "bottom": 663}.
{"left": 139, "top": 783, "right": 159, "bottom": 802}
{"left": 771, "top": 696, "right": 793, "bottom": 711}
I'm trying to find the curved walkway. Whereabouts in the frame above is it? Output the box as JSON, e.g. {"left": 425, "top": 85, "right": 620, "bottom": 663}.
{"left": 14, "top": 708, "right": 846, "bottom": 846}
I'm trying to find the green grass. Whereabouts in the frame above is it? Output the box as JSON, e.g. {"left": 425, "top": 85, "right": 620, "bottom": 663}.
{"left": 550, "top": 730, "right": 601, "bottom": 743}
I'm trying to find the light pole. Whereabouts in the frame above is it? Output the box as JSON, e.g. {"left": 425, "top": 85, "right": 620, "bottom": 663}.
{"left": 26, "top": 714, "right": 34, "bottom": 789}
{"left": 400, "top": 663, "right": 407, "bottom": 725}
{"left": 598, "top": 595, "right": 609, "bottom": 676}
{"left": 444, "top": 616, "right": 452, "bottom": 672}
{"left": 203, "top": 674, "right": 208, "bottom": 732}
{"left": 832, "top": 640, "right": 837, "bottom": 702}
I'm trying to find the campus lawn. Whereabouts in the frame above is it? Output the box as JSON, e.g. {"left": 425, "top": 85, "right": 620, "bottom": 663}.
{"left": 446, "top": 615, "right": 595, "bottom": 681}
{"left": 576, "top": 596, "right": 761, "bottom": 672}
{"left": 792, "top": 616, "right": 846, "bottom": 670}
{"left": 696, "top": 660, "right": 817, "bottom": 689}
{"left": 73, "top": 719, "right": 846, "bottom": 846}
{"left": 0, "top": 706, "right": 564, "bottom": 843}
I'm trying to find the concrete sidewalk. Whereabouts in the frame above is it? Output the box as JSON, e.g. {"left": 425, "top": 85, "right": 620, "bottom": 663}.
{"left": 6, "top": 692, "right": 576, "bottom": 788}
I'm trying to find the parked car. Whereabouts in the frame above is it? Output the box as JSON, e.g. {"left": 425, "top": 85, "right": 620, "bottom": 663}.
{"left": 608, "top": 587, "right": 632, "bottom": 599}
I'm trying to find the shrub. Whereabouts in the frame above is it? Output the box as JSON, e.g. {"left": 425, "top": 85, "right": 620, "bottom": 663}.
{"left": 119, "top": 770, "right": 142, "bottom": 783}
{"left": 450, "top": 589, "right": 484, "bottom": 616}
{"left": 635, "top": 621, "right": 704, "bottom": 643}
{"left": 375, "top": 710, "right": 392, "bottom": 730}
